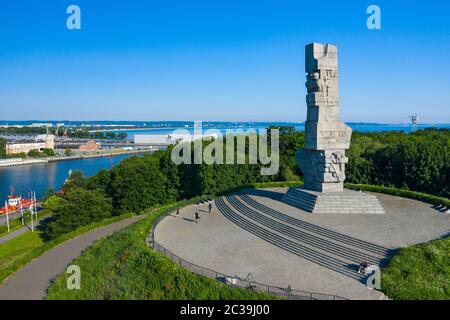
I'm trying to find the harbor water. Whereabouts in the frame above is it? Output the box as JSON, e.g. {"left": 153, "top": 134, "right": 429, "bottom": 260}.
{"left": 0, "top": 154, "right": 141, "bottom": 202}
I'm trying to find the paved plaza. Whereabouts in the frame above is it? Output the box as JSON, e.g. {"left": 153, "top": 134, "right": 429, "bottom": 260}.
{"left": 155, "top": 188, "right": 450, "bottom": 300}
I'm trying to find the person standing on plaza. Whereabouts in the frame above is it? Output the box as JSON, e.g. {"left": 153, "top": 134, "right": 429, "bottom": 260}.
{"left": 195, "top": 211, "right": 199, "bottom": 223}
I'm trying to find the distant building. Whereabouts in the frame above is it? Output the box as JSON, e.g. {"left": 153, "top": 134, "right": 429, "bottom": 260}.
{"left": 31, "top": 123, "right": 53, "bottom": 128}
{"left": 78, "top": 140, "right": 100, "bottom": 151}
{"left": 134, "top": 133, "right": 219, "bottom": 145}
{"left": 6, "top": 134, "right": 55, "bottom": 155}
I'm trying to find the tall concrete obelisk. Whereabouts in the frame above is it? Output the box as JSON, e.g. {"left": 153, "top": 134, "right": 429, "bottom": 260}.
{"left": 298, "top": 43, "right": 352, "bottom": 192}
{"left": 282, "top": 43, "right": 385, "bottom": 214}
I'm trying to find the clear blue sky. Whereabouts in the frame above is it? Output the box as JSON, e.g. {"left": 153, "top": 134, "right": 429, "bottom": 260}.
{"left": 0, "top": 0, "right": 449, "bottom": 123}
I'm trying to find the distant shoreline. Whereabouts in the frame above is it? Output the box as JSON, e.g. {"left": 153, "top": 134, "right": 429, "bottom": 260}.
{"left": 88, "top": 127, "right": 181, "bottom": 133}
{"left": 88, "top": 123, "right": 450, "bottom": 134}
{"left": 3, "top": 120, "right": 450, "bottom": 126}
{"left": 0, "top": 149, "right": 153, "bottom": 168}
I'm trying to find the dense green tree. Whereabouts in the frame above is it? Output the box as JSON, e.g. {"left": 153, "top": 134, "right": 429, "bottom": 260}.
{"left": 86, "top": 169, "right": 111, "bottom": 193}
{"left": 156, "top": 149, "right": 181, "bottom": 201}
{"left": 109, "top": 154, "right": 169, "bottom": 212}
{"left": 0, "top": 127, "right": 48, "bottom": 135}
{"left": 61, "top": 170, "right": 88, "bottom": 193}
{"left": 27, "top": 149, "right": 44, "bottom": 158}
{"left": 42, "top": 194, "right": 64, "bottom": 213}
{"left": 45, "top": 189, "right": 113, "bottom": 239}
{"left": 187, "top": 133, "right": 281, "bottom": 195}
{"left": 0, "top": 138, "right": 6, "bottom": 159}
{"left": 105, "top": 132, "right": 117, "bottom": 140}
{"left": 42, "top": 148, "right": 55, "bottom": 157}
{"left": 54, "top": 128, "right": 449, "bottom": 221}
{"left": 67, "top": 129, "right": 91, "bottom": 139}
{"left": 371, "top": 139, "right": 449, "bottom": 196}
{"left": 43, "top": 188, "right": 57, "bottom": 201}
{"left": 346, "top": 134, "right": 383, "bottom": 184}
{"left": 275, "top": 126, "right": 304, "bottom": 181}
{"left": 347, "top": 129, "right": 450, "bottom": 197}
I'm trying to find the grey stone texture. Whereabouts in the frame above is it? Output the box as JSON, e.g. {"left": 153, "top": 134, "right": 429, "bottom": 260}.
{"left": 282, "top": 187, "right": 385, "bottom": 214}
{"left": 283, "top": 43, "right": 384, "bottom": 213}
{"left": 298, "top": 43, "right": 352, "bottom": 193}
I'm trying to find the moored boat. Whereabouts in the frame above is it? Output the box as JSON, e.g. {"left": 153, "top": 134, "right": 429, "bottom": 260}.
{"left": 0, "top": 191, "right": 36, "bottom": 215}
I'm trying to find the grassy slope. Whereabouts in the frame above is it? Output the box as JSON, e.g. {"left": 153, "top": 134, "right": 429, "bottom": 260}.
{"left": 382, "top": 237, "right": 450, "bottom": 300}
{"left": 0, "top": 212, "right": 133, "bottom": 283}
{"left": 45, "top": 184, "right": 450, "bottom": 300}
{"left": 36, "top": 182, "right": 449, "bottom": 300}
{"left": 0, "top": 231, "right": 45, "bottom": 281}
{"left": 46, "top": 201, "right": 273, "bottom": 300}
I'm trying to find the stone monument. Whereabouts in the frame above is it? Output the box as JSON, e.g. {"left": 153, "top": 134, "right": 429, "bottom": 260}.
{"left": 282, "top": 43, "right": 385, "bottom": 214}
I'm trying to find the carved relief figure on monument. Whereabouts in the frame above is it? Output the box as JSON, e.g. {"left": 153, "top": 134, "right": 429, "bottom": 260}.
{"left": 328, "top": 151, "right": 347, "bottom": 181}
{"left": 306, "top": 72, "right": 323, "bottom": 93}
{"left": 296, "top": 43, "right": 352, "bottom": 192}
{"left": 310, "top": 150, "right": 347, "bottom": 184}
{"left": 305, "top": 70, "right": 339, "bottom": 106}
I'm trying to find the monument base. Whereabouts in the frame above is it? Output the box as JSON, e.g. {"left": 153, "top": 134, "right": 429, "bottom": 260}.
{"left": 281, "top": 187, "right": 385, "bottom": 214}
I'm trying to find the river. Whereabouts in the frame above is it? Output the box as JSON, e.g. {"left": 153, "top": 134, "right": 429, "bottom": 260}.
{"left": 0, "top": 154, "right": 141, "bottom": 202}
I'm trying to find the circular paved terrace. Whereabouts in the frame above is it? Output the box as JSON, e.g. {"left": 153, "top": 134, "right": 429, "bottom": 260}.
{"left": 154, "top": 188, "right": 450, "bottom": 300}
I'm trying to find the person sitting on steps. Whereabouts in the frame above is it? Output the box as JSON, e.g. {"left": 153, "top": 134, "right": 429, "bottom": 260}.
{"left": 358, "top": 261, "right": 369, "bottom": 275}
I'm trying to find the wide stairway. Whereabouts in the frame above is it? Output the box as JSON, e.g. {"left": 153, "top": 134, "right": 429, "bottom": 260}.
{"left": 216, "top": 192, "right": 393, "bottom": 280}
{"left": 282, "top": 187, "right": 386, "bottom": 214}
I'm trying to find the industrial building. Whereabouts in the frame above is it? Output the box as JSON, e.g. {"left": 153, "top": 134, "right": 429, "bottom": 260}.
{"left": 78, "top": 140, "right": 101, "bottom": 151}
{"left": 5, "top": 134, "right": 55, "bottom": 155}
{"left": 55, "top": 139, "right": 101, "bottom": 151}
{"left": 134, "top": 133, "right": 219, "bottom": 145}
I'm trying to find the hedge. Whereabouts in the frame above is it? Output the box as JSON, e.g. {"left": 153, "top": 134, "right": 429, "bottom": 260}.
{"left": 215, "top": 180, "right": 449, "bottom": 209}
{"left": 345, "top": 183, "right": 450, "bottom": 209}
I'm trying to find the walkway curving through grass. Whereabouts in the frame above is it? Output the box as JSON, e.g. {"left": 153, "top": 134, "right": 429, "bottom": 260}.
{"left": 0, "top": 215, "right": 144, "bottom": 300}
{"left": 0, "top": 217, "right": 47, "bottom": 245}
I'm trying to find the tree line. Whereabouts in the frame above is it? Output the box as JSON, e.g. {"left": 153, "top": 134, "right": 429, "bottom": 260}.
{"left": 67, "top": 130, "right": 128, "bottom": 140}
{"left": 0, "top": 138, "right": 6, "bottom": 159}
{"left": 42, "top": 127, "right": 449, "bottom": 239}
{"left": 0, "top": 127, "right": 128, "bottom": 140}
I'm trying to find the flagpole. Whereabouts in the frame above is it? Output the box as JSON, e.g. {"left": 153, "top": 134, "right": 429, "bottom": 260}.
{"left": 20, "top": 202, "right": 24, "bottom": 225}
{"left": 34, "top": 191, "right": 38, "bottom": 220}
{"left": 5, "top": 201, "right": 10, "bottom": 233}
{"left": 30, "top": 202, "right": 34, "bottom": 232}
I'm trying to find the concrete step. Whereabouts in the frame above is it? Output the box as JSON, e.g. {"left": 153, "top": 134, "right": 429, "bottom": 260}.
{"left": 282, "top": 195, "right": 316, "bottom": 212}
{"left": 236, "top": 193, "right": 391, "bottom": 256}
{"left": 282, "top": 197, "right": 315, "bottom": 213}
{"left": 287, "top": 188, "right": 318, "bottom": 201}
{"left": 283, "top": 192, "right": 316, "bottom": 207}
{"left": 225, "top": 195, "right": 384, "bottom": 265}
{"left": 216, "top": 197, "right": 366, "bottom": 280}
{"left": 281, "top": 187, "right": 385, "bottom": 215}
